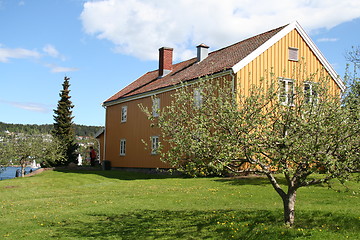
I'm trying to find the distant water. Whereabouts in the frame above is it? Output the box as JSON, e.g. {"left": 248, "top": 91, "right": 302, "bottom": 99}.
{"left": 0, "top": 166, "right": 40, "bottom": 180}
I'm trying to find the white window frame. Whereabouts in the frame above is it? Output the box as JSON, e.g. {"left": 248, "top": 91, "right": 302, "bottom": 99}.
{"left": 279, "top": 78, "right": 295, "bottom": 106}
{"left": 121, "top": 106, "right": 127, "bottom": 123}
{"left": 304, "top": 82, "right": 318, "bottom": 104}
{"left": 151, "top": 136, "right": 159, "bottom": 155}
{"left": 120, "top": 139, "right": 126, "bottom": 156}
{"left": 194, "top": 88, "right": 203, "bottom": 108}
{"left": 288, "top": 47, "right": 299, "bottom": 61}
{"left": 152, "top": 97, "right": 160, "bottom": 117}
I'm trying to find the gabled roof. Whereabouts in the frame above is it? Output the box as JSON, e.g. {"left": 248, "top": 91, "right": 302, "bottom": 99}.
{"left": 94, "top": 128, "right": 105, "bottom": 139}
{"left": 232, "top": 21, "right": 344, "bottom": 91}
{"left": 104, "top": 21, "right": 344, "bottom": 106}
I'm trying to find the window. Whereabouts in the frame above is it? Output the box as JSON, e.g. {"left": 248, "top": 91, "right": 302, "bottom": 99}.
{"left": 279, "top": 78, "right": 295, "bottom": 105}
{"left": 152, "top": 97, "right": 160, "bottom": 117}
{"left": 194, "top": 88, "right": 203, "bottom": 108}
{"left": 288, "top": 47, "right": 298, "bottom": 61}
{"left": 151, "top": 136, "right": 159, "bottom": 155}
{"left": 121, "top": 106, "right": 127, "bottom": 122}
{"left": 304, "top": 82, "right": 318, "bottom": 104}
{"left": 120, "top": 139, "right": 126, "bottom": 156}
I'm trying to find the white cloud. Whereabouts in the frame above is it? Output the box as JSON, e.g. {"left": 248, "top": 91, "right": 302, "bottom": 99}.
{"left": 43, "top": 44, "right": 59, "bottom": 58}
{"left": 43, "top": 44, "right": 66, "bottom": 61}
{"left": 13, "top": 103, "right": 50, "bottom": 113}
{"left": 44, "top": 63, "right": 79, "bottom": 73}
{"left": 51, "top": 66, "right": 79, "bottom": 73}
{"left": 0, "top": 100, "right": 51, "bottom": 113}
{"left": 0, "top": 44, "right": 76, "bottom": 72}
{"left": 317, "top": 38, "right": 339, "bottom": 42}
{"left": 0, "top": 47, "right": 41, "bottom": 62}
{"left": 80, "top": 0, "right": 360, "bottom": 61}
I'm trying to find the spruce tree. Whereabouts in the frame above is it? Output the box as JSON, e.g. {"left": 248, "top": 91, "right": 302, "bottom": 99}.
{"left": 52, "top": 76, "right": 78, "bottom": 166}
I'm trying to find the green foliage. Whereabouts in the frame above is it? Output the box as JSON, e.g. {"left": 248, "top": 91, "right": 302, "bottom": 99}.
{"left": 343, "top": 46, "right": 360, "bottom": 171}
{"left": 52, "top": 76, "right": 79, "bottom": 165}
{"left": 0, "top": 171, "right": 359, "bottom": 239}
{"left": 0, "top": 133, "right": 64, "bottom": 175}
{"left": 141, "top": 71, "right": 359, "bottom": 226}
{"left": 344, "top": 45, "right": 360, "bottom": 120}
{"left": 144, "top": 76, "right": 359, "bottom": 179}
{"left": 74, "top": 124, "right": 103, "bottom": 137}
{"left": 0, "top": 122, "right": 53, "bottom": 134}
{"left": 0, "top": 122, "right": 103, "bottom": 137}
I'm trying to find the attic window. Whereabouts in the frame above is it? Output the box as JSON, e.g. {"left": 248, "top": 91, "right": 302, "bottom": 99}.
{"left": 288, "top": 47, "right": 299, "bottom": 61}
{"left": 152, "top": 97, "right": 160, "bottom": 117}
{"left": 194, "top": 88, "right": 203, "bottom": 108}
{"left": 121, "top": 106, "right": 127, "bottom": 122}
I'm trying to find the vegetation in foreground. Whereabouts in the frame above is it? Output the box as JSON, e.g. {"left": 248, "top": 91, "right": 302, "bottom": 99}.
{"left": 0, "top": 170, "right": 359, "bottom": 239}
{"left": 141, "top": 69, "right": 359, "bottom": 226}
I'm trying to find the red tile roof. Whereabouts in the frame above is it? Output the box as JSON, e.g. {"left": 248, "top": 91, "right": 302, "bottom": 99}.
{"left": 104, "top": 24, "right": 287, "bottom": 104}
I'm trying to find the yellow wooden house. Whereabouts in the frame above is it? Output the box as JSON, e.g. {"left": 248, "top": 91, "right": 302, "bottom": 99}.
{"left": 98, "top": 21, "right": 345, "bottom": 170}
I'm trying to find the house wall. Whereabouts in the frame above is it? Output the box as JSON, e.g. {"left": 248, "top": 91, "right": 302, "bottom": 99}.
{"left": 96, "top": 133, "right": 105, "bottom": 162}
{"left": 104, "top": 74, "right": 234, "bottom": 169}
{"left": 104, "top": 29, "right": 342, "bottom": 169}
{"left": 236, "top": 29, "right": 341, "bottom": 95}
{"left": 104, "top": 90, "right": 173, "bottom": 168}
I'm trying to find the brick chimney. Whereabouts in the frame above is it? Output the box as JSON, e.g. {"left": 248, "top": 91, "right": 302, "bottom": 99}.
{"left": 197, "top": 43, "right": 209, "bottom": 62}
{"left": 159, "top": 47, "right": 173, "bottom": 77}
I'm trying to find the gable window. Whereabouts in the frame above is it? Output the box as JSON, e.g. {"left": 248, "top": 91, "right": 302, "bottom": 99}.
{"left": 288, "top": 47, "right": 299, "bottom": 61}
{"left": 304, "top": 82, "right": 318, "bottom": 104}
{"left": 120, "top": 139, "right": 126, "bottom": 156}
{"left": 151, "top": 136, "right": 159, "bottom": 155}
{"left": 194, "top": 88, "right": 203, "bottom": 108}
{"left": 279, "top": 78, "right": 295, "bottom": 106}
{"left": 152, "top": 97, "right": 160, "bottom": 117}
{"left": 121, "top": 106, "right": 127, "bottom": 122}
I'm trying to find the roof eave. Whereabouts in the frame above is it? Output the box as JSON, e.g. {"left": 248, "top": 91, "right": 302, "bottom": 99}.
{"left": 94, "top": 128, "right": 105, "bottom": 138}
{"left": 102, "top": 69, "right": 233, "bottom": 107}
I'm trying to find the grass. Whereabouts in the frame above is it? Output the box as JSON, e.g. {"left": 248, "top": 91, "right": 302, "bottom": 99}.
{"left": 0, "top": 170, "right": 359, "bottom": 239}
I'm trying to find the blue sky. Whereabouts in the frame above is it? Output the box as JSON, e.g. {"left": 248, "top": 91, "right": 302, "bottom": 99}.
{"left": 1, "top": 0, "right": 359, "bottom": 126}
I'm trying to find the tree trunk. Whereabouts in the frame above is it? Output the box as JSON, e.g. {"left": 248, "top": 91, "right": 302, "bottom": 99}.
{"left": 283, "top": 190, "right": 297, "bottom": 226}
{"left": 20, "top": 160, "right": 26, "bottom": 177}
{"left": 265, "top": 173, "right": 297, "bottom": 226}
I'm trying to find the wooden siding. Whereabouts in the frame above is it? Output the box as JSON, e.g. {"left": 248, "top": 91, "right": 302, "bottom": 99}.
{"left": 104, "top": 74, "right": 234, "bottom": 169}
{"left": 236, "top": 29, "right": 340, "bottom": 96}
{"left": 105, "top": 90, "right": 173, "bottom": 168}
{"left": 104, "top": 28, "right": 341, "bottom": 169}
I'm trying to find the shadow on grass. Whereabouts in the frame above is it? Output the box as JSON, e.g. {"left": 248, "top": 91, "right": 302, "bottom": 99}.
{"left": 49, "top": 209, "right": 360, "bottom": 239}
{"left": 53, "top": 168, "right": 283, "bottom": 186}
{"left": 215, "top": 176, "right": 288, "bottom": 187}
{"left": 53, "top": 168, "right": 184, "bottom": 181}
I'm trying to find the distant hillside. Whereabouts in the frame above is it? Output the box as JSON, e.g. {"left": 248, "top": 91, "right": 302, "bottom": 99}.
{"left": 0, "top": 122, "right": 103, "bottom": 137}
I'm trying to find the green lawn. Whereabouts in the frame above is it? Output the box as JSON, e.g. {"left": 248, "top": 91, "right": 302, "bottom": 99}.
{"left": 0, "top": 170, "right": 359, "bottom": 239}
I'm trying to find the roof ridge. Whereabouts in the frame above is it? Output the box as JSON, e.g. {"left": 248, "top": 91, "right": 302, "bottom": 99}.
{"left": 208, "top": 24, "right": 289, "bottom": 56}
{"left": 104, "top": 23, "right": 293, "bottom": 105}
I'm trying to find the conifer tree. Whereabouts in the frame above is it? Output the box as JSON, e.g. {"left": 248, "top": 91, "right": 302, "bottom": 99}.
{"left": 52, "top": 76, "right": 78, "bottom": 166}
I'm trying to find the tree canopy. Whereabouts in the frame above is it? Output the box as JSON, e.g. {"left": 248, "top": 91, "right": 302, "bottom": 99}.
{"left": 141, "top": 71, "right": 359, "bottom": 226}
{"left": 344, "top": 45, "right": 360, "bottom": 116}
{"left": 0, "top": 133, "right": 64, "bottom": 176}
